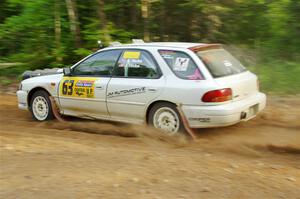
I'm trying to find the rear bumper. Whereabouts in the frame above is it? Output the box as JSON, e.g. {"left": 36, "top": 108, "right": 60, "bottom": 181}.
{"left": 182, "top": 92, "right": 266, "bottom": 128}
{"left": 17, "top": 90, "right": 28, "bottom": 110}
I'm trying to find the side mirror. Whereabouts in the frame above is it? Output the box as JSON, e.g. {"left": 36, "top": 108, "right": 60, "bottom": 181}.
{"left": 63, "top": 67, "right": 72, "bottom": 76}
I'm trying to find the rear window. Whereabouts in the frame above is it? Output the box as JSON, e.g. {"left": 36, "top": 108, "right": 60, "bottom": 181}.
{"left": 196, "top": 49, "right": 246, "bottom": 78}
{"left": 159, "top": 50, "right": 204, "bottom": 80}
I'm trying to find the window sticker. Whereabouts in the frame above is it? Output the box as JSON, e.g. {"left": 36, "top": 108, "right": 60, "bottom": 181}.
{"left": 119, "top": 59, "right": 141, "bottom": 68}
{"left": 161, "top": 54, "right": 174, "bottom": 59}
{"left": 160, "top": 50, "right": 176, "bottom": 59}
{"left": 131, "top": 59, "right": 143, "bottom": 63}
{"left": 187, "top": 69, "right": 203, "bottom": 80}
{"left": 128, "top": 64, "right": 141, "bottom": 68}
{"left": 223, "top": 60, "right": 232, "bottom": 67}
{"left": 123, "top": 51, "right": 141, "bottom": 59}
{"left": 173, "top": 57, "right": 190, "bottom": 71}
{"left": 160, "top": 50, "right": 176, "bottom": 55}
{"left": 60, "top": 77, "right": 97, "bottom": 98}
{"left": 125, "top": 59, "right": 140, "bottom": 68}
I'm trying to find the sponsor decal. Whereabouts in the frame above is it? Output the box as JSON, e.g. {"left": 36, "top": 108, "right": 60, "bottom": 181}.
{"left": 75, "top": 80, "right": 94, "bottom": 87}
{"left": 159, "top": 50, "right": 177, "bottom": 59}
{"left": 107, "top": 87, "right": 146, "bottom": 98}
{"left": 118, "top": 58, "right": 142, "bottom": 68}
{"left": 60, "top": 77, "right": 97, "bottom": 98}
{"left": 223, "top": 60, "right": 232, "bottom": 67}
{"left": 123, "top": 51, "right": 141, "bottom": 59}
{"left": 189, "top": 118, "right": 211, "bottom": 122}
{"left": 174, "top": 57, "right": 190, "bottom": 71}
{"left": 131, "top": 59, "right": 143, "bottom": 63}
{"left": 118, "top": 51, "right": 143, "bottom": 68}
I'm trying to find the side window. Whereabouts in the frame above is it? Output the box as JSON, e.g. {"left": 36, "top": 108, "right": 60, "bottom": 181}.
{"left": 114, "top": 50, "right": 160, "bottom": 78}
{"left": 73, "top": 50, "right": 122, "bottom": 76}
{"left": 158, "top": 50, "right": 204, "bottom": 80}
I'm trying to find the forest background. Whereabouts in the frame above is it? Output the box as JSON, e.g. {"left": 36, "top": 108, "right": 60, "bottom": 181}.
{"left": 0, "top": 0, "right": 299, "bottom": 93}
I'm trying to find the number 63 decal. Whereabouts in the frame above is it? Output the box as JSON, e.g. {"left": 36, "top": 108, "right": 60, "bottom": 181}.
{"left": 62, "top": 79, "right": 74, "bottom": 95}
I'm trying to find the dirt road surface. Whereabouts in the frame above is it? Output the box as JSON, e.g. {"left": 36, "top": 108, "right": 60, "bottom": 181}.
{"left": 0, "top": 93, "right": 299, "bottom": 199}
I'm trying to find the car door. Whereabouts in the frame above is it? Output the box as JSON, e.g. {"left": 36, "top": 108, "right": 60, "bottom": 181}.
{"left": 107, "top": 49, "right": 165, "bottom": 123}
{"left": 59, "top": 49, "right": 122, "bottom": 119}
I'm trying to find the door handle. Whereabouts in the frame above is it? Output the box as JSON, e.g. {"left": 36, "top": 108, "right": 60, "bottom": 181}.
{"left": 95, "top": 86, "right": 104, "bottom": 90}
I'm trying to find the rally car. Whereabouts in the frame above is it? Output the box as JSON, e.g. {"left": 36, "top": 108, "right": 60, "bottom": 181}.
{"left": 17, "top": 41, "right": 266, "bottom": 133}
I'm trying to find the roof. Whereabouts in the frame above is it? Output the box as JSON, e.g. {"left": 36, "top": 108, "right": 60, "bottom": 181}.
{"left": 107, "top": 42, "right": 222, "bottom": 52}
{"left": 120, "top": 42, "right": 206, "bottom": 49}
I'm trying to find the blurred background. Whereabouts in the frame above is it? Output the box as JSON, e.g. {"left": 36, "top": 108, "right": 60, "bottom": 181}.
{"left": 0, "top": 2, "right": 299, "bottom": 198}
{"left": 0, "top": 0, "right": 299, "bottom": 94}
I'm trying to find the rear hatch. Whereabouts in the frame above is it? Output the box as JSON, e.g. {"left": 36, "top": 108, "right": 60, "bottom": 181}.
{"left": 195, "top": 47, "right": 258, "bottom": 102}
{"left": 213, "top": 71, "right": 258, "bottom": 101}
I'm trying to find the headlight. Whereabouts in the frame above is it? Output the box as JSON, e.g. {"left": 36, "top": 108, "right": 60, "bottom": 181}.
{"left": 18, "top": 83, "right": 22, "bottom": 90}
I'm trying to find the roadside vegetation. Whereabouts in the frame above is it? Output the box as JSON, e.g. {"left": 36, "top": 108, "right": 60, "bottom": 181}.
{"left": 0, "top": 0, "right": 299, "bottom": 94}
{"left": 250, "top": 62, "right": 300, "bottom": 94}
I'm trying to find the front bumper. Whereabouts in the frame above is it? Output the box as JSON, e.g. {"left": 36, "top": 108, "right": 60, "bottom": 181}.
{"left": 182, "top": 92, "right": 266, "bottom": 128}
{"left": 17, "top": 90, "right": 28, "bottom": 110}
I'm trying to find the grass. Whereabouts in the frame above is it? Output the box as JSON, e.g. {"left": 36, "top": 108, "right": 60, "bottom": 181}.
{"left": 248, "top": 61, "right": 300, "bottom": 94}
{"left": 0, "top": 77, "right": 13, "bottom": 85}
{"left": 0, "top": 63, "right": 29, "bottom": 79}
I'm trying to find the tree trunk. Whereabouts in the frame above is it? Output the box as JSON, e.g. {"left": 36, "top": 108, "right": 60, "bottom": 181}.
{"left": 65, "top": 0, "right": 81, "bottom": 47}
{"left": 159, "top": 2, "right": 165, "bottom": 41}
{"left": 130, "top": 0, "right": 137, "bottom": 30}
{"left": 54, "top": 0, "right": 62, "bottom": 62}
{"left": 141, "top": 0, "right": 150, "bottom": 41}
{"left": 97, "top": 0, "right": 111, "bottom": 44}
{"left": 97, "top": 0, "right": 106, "bottom": 29}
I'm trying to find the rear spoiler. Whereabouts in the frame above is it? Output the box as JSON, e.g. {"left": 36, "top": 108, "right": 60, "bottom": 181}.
{"left": 188, "top": 44, "right": 222, "bottom": 52}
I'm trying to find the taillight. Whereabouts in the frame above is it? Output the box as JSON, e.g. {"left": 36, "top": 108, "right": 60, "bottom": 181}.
{"left": 202, "top": 88, "right": 232, "bottom": 102}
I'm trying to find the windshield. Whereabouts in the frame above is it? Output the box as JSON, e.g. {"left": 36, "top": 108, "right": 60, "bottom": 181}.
{"left": 196, "top": 49, "right": 246, "bottom": 78}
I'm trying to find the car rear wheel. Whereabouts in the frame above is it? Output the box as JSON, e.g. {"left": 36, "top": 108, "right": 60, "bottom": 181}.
{"left": 30, "top": 90, "right": 54, "bottom": 121}
{"left": 148, "top": 102, "right": 184, "bottom": 134}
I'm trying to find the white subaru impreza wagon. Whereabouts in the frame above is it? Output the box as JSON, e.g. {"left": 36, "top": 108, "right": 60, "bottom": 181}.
{"left": 17, "top": 42, "right": 266, "bottom": 133}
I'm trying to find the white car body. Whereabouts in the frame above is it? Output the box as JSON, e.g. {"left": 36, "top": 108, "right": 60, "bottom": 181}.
{"left": 17, "top": 42, "right": 266, "bottom": 129}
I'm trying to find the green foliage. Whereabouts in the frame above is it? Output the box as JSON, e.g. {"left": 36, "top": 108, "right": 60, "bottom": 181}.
{"left": 249, "top": 62, "right": 300, "bottom": 94}
{"left": 1, "top": 0, "right": 299, "bottom": 63}
{"left": 0, "top": 77, "right": 13, "bottom": 85}
{"left": 0, "top": 0, "right": 299, "bottom": 94}
{"left": 74, "top": 48, "right": 93, "bottom": 57}
{"left": 0, "top": 63, "right": 29, "bottom": 77}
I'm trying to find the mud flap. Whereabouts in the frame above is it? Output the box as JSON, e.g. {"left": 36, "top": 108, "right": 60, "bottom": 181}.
{"left": 49, "top": 96, "right": 65, "bottom": 122}
{"left": 176, "top": 104, "right": 197, "bottom": 140}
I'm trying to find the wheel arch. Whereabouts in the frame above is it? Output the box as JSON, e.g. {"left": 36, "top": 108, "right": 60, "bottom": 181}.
{"left": 27, "top": 87, "right": 51, "bottom": 108}
{"left": 145, "top": 100, "right": 177, "bottom": 124}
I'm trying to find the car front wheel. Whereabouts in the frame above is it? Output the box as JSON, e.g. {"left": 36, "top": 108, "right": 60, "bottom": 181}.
{"left": 148, "top": 102, "right": 184, "bottom": 134}
{"left": 30, "top": 90, "right": 54, "bottom": 121}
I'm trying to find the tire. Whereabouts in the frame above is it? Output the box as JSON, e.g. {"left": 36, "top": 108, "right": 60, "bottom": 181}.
{"left": 148, "top": 102, "right": 185, "bottom": 134}
{"left": 30, "top": 90, "right": 54, "bottom": 121}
